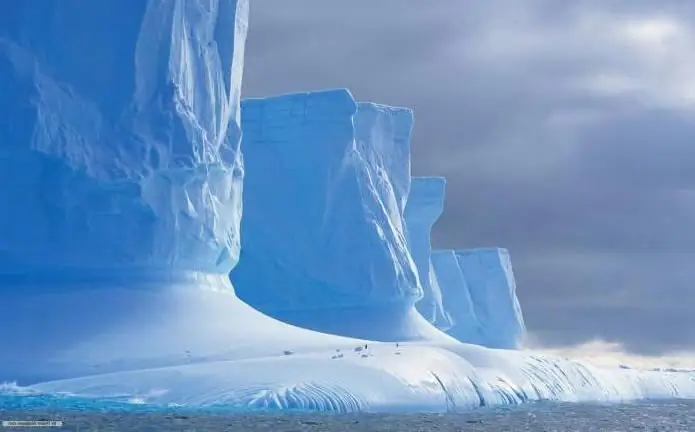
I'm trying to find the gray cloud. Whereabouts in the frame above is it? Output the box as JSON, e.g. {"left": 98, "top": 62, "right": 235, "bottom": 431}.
{"left": 242, "top": 0, "right": 695, "bottom": 354}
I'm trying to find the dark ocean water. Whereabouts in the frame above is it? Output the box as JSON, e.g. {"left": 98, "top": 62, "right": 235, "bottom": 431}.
{"left": 1, "top": 397, "right": 694, "bottom": 431}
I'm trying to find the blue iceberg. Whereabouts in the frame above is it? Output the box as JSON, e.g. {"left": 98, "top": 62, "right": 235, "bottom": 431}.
{"left": 431, "top": 250, "right": 485, "bottom": 344}
{"left": 454, "top": 248, "right": 527, "bottom": 349}
{"left": 2, "top": 0, "right": 695, "bottom": 414}
{"left": 428, "top": 248, "right": 526, "bottom": 349}
{"left": 404, "top": 177, "right": 454, "bottom": 330}
{"left": 233, "top": 90, "right": 450, "bottom": 341}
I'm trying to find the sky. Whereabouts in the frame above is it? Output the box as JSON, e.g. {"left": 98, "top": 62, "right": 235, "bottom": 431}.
{"left": 241, "top": 1, "right": 695, "bottom": 356}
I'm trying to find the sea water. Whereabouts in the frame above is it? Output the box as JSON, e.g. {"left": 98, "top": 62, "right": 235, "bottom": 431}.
{"left": 1, "top": 392, "right": 694, "bottom": 431}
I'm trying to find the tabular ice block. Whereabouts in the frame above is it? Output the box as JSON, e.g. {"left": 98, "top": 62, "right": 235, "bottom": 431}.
{"left": 404, "top": 177, "right": 453, "bottom": 329}
{"left": 431, "top": 250, "right": 485, "bottom": 345}
{"left": 0, "top": 0, "right": 248, "bottom": 274}
{"left": 453, "top": 248, "right": 527, "bottom": 349}
{"left": 0, "top": 0, "right": 251, "bottom": 383}
{"left": 233, "top": 89, "right": 431, "bottom": 340}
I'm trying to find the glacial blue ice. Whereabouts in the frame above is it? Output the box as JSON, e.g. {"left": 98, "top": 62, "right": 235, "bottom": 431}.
{"left": 431, "top": 250, "right": 486, "bottom": 344}
{"left": 2, "top": 0, "right": 695, "bottom": 414}
{"left": 403, "top": 179, "right": 523, "bottom": 349}
{"left": 0, "top": 0, "right": 248, "bottom": 274}
{"left": 0, "top": 0, "right": 258, "bottom": 382}
{"left": 404, "top": 177, "right": 454, "bottom": 329}
{"left": 454, "top": 248, "right": 527, "bottom": 349}
{"left": 232, "top": 91, "right": 445, "bottom": 341}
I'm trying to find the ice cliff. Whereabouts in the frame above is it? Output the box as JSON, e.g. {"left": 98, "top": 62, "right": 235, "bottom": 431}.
{"left": 404, "top": 177, "right": 454, "bottom": 329}
{"left": 3, "top": 0, "right": 695, "bottom": 414}
{"left": 402, "top": 179, "right": 525, "bottom": 349}
{"left": 430, "top": 250, "right": 485, "bottom": 344}
{"left": 0, "top": 0, "right": 255, "bottom": 382}
{"left": 0, "top": 0, "right": 248, "bottom": 274}
{"left": 232, "top": 90, "right": 448, "bottom": 341}
{"left": 443, "top": 248, "right": 527, "bottom": 349}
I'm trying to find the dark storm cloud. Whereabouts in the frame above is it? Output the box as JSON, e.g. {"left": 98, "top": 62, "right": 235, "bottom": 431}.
{"left": 242, "top": 1, "right": 695, "bottom": 354}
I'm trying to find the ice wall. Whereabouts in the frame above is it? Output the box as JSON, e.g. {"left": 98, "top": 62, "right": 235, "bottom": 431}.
{"left": 0, "top": 0, "right": 251, "bottom": 383}
{"left": 430, "top": 250, "right": 485, "bottom": 344}
{"left": 453, "top": 248, "right": 526, "bottom": 349}
{"left": 0, "top": 0, "right": 248, "bottom": 274}
{"left": 232, "top": 89, "right": 438, "bottom": 341}
{"left": 404, "top": 177, "right": 453, "bottom": 329}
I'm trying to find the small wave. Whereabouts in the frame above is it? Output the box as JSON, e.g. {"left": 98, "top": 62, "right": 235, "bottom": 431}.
{"left": 0, "top": 382, "right": 362, "bottom": 414}
{"left": 0, "top": 382, "right": 37, "bottom": 396}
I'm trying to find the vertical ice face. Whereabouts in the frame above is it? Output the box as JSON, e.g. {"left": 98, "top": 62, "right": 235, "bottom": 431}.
{"left": 454, "top": 248, "right": 527, "bottom": 349}
{"left": 0, "top": 0, "right": 249, "bottom": 274}
{"left": 404, "top": 177, "right": 453, "bottom": 329}
{"left": 233, "top": 89, "right": 422, "bottom": 337}
{"left": 431, "top": 250, "right": 485, "bottom": 345}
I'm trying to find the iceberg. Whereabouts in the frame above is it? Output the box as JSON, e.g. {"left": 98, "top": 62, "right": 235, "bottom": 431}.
{"left": 429, "top": 248, "right": 525, "bottom": 349}
{"left": 431, "top": 250, "right": 485, "bottom": 344}
{"left": 0, "top": 0, "right": 270, "bottom": 382}
{"left": 402, "top": 179, "right": 523, "bottom": 349}
{"left": 232, "top": 90, "right": 450, "bottom": 341}
{"left": 2, "top": 0, "right": 695, "bottom": 414}
{"left": 404, "top": 177, "right": 454, "bottom": 329}
{"left": 453, "top": 248, "right": 527, "bottom": 349}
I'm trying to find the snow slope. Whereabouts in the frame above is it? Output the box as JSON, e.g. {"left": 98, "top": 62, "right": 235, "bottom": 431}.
{"left": 27, "top": 343, "right": 695, "bottom": 413}
{"left": 1, "top": 0, "right": 694, "bottom": 414}
{"left": 405, "top": 177, "right": 454, "bottom": 329}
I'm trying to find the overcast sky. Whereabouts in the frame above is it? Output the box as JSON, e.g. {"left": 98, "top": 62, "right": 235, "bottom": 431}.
{"left": 241, "top": 1, "right": 695, "bottom": 355}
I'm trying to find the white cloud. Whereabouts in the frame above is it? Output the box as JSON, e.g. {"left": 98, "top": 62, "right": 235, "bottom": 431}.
{"left": 529, "top": 339, "right": 695, "bottom": 371}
